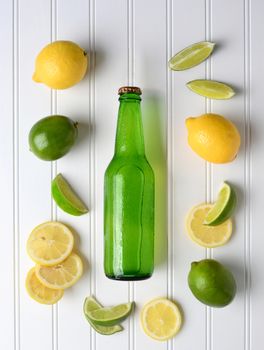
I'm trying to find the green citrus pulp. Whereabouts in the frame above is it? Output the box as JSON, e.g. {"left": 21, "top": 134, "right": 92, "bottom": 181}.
{"left": 186, "top": 80, "right": 235, "bottom": 99}
{"left": 86, "top": 302, "right": 134, "bottom": 327}
{"left": 204, "top": 182, "right": 236, "bottom": 226}
{"left": 169, "top": 41, "right": 215, "bottom": 71}
{"left": 83, "top": 296, "right": 123, "bottom": 335}
{"left": 52, "top": 173, "right": 88, "bottom": 216}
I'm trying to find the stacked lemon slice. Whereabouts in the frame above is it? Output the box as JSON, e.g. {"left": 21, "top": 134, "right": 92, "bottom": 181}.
{"left": 26, "top": 221, "right": 83, "bottom": 304}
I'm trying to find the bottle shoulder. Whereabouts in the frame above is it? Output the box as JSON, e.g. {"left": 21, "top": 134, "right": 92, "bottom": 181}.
{"left": 105, "top": 155, "right": 154, "bottom": 178}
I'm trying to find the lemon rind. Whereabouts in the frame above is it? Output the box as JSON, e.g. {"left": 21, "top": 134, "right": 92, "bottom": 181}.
{"left": 25, "top": 267, "right": 64, "bottom": 305}
{"left": 26, "top": 221, "right": 74, "bottom": 266}
{"left": 140, "top": 297, "right": 182, "bottom": 341}
{"left": 35, "top": 253, "right": 83, "bottom": 290}
{"left": 185, "top": 203, "right": 233, "bottom": 248}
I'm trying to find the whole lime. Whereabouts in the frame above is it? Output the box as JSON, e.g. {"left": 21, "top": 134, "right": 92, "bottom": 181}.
{"left": 29, "top": 115, "right": 78, "bottom": 161}
{"left": 188, "top": 259, "right": 236, "bottom": 307}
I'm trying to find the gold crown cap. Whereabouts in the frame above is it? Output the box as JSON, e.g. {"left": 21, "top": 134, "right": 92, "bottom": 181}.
{"left": 118, "top": 86, "right": 142, "bottom": 95}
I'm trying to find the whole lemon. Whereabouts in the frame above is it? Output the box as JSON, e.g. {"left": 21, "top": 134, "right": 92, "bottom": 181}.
{"left": 33, "top": 40, "right": 88, "bottom": 89}
{"left": 186, "top": 113, "right": 241, "bottom": 163}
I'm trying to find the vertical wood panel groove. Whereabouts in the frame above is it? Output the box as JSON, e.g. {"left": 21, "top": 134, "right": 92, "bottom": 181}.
{"left": 13, "top": 0, "right": 20, "bottom": 349}
{"left": 166, "top": 0, "right": 173, "bottom": 349}
{"left": 50, "top": 0, "right": 58, "bottom": 349}
{"left": 132, "top": 0, "right": 135, "bottom": 86}
{"left": 244, "top": 0, "right": 252, "bottom": 349}
{"left": 89, "top": 0, "right": 96, "bottom": 348}
{"left": 205, "top": 0, "right": 213, "bottom": 349}
{"left": 88, "top": 1, "right": 93, "bottom": 348}
{"left": 4, "top": 1, "right": 257, "bottom": 349}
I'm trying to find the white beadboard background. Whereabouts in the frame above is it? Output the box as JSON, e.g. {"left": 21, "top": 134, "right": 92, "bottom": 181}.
{"left": 0, "top": 0, "right": 262, "bottom": 349}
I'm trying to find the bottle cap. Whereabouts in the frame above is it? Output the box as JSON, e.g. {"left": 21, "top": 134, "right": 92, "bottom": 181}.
{"left": 118, "top": 86, "right": 142, "bottom": 95}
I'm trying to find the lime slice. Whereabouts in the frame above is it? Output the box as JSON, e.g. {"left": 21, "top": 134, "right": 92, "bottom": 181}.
{"left": 86, "top": 302, "right": 134, "bottom": 327}
{"left": 169, "top": 41, "right": 215, "bottom": 71}
{"left": 186, "top": 80, "right": 235, "bottom": 99}
{"left": 52, "top": 173, "right": 88, "bottom": 216}
{"left": 83, "top": 296, "right": 123, "bottom": 335}
{"left": 204, "top": 182, "right": 237, "bottom": 226}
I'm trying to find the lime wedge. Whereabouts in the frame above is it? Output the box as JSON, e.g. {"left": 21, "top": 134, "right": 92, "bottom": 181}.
{"left": 51, "top": 173, "right": 88, "bottom": 216}
{"left": 83, "top": 296, "right": 123, "bottom": 335}
{"left": 86, "top": 302, "right": 134, "bottom": 327}
{"left": 84, "top": 296, "right": 103, "bottom": 313}
{"left": 185, "top": 203, "right": 232, "bottom": 248}
{"left": 169, "top": 41, "right": 215, "bottom": 71}
{"left": 204, "top": 182, "right": 237, "bottom": 226}
{"left": 186, "top": 80, "right": 235, "bottom": 99}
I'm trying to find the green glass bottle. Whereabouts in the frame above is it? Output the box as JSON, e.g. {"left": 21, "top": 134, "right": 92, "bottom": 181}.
{"left": 104, "top": 86, "right": 155, "bottom": 281}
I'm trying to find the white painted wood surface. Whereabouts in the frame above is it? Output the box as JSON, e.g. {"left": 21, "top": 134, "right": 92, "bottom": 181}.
{"left": 0, "top": 0, "right": 261, "bottom": 349}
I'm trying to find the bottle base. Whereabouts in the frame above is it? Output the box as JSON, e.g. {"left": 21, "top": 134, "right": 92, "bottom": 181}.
{"left": 105, "top": 273, "right": 152, "bottom": 281}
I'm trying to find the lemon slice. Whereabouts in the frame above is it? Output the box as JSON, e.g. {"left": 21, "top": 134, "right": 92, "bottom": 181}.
{"left": 186, "top": 80, "right": 235, "bottom": 99}
{"left": 52, "top": 174, "right": 88, "bottom": 216}
{"left": 140, "top": 298, "right": 182, "bottom": 341}
{"left": 83, "top": 296, "right": 123, "bottom": 335}
{"left": 26, "top": 267, "right": 63, "bottom": 305}
{"left": 185, "top": 203, "right": 232, "bottom": 248}
{"left": 35, "top": 253, "right": 83, "bottom": 289}
{"left": 169, "top": 41, "right": 215, "bottom": 71}
{"left": 26, "top": 221, "right": 74, "bottom": 266}
{"left": 204, "top": 182, "right": 237, "bottom": 226}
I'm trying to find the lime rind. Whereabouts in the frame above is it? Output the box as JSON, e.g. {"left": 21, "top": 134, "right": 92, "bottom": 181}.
{"left": 188, "top": 259, "right": 237, "bottom": 307}
{"left": 84, "top": 314, "right": 123, "bottom": 335}
{"left": 186, "top": 80, "right": 235, "bottom": 99}
{"left": 185, "top": 203, "right": 233, "bottom": 248}
{"left": 84, "top": 296, "right": 102, "bottom": 313}
{"left": 86, "top": 302, "right": 134, "bottom": 327}
{"left": 83, "top": 296, "right": 123, "bottom": 335}
{"left": 204, "top": 182, "right": 237, "bottom": 226}
{"left": 169, "top": 41, "right": 215, "bottom": 71}
{"left": 52, "top": 173, "right": 88, "bottom": 216}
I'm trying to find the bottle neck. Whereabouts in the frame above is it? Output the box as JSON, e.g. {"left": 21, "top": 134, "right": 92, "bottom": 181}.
{"left": 114, "top": 93, "right": 145, "bottom": 156}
